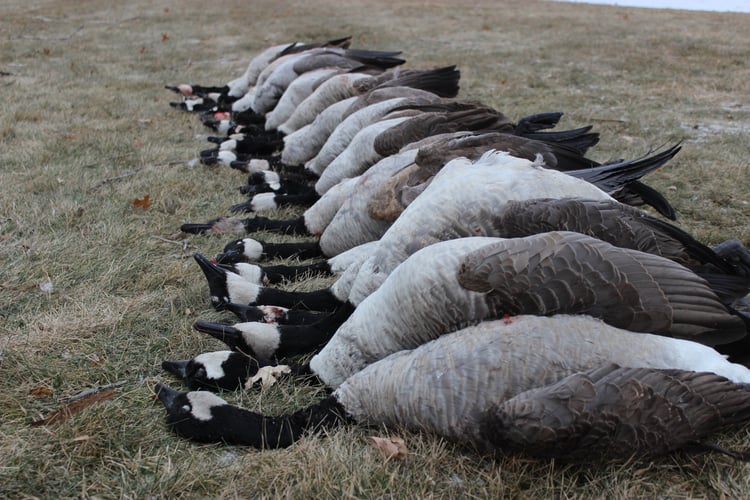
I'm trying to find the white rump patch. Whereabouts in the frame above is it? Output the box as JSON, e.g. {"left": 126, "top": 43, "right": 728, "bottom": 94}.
{"left": 187, "top": 391, "right": 228, "bottom": 421}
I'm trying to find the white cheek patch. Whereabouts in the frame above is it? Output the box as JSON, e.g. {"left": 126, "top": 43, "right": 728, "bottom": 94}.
{"left": 236, "top": 322, "right": 281, "bottom": 359}
{"left": 184, "top": 98, "right": 203, "bottom": 111}
{"left": 219, "top": 139, "right": 238, "bottom": 151}
{"left": 194, "top": 351, "right": 233, "bottom": 380}
{"left": 247, "top": 159, "right": 270, "bottom": 173}
{"left": 250, "top": 193, "right": 278, "bottom": 211}
{"left": 217, "top": 150, "right": 237, "bottom": 166}
{"left": 226, "top": 273, "right": 260, "bottom": 305}
{"left": 234, "top": 263, "right": 263, "bottom": 284}
{"left": 242, "top": 239, "right": 264, "bottom": 261}
{"left": 187, "top": 391, "right": 228, "bottom": 422}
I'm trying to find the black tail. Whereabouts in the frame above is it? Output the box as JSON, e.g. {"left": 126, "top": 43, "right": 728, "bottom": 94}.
{"left": 612, "top": 180, "right": 677, "bottom": 220}
{"left": 381, "top": 65, "right": 461, "bottom": 98}
{"left": 342, "top": 48, "right": 406, "bottom": 69}
{"left": 567, "top": 143, "right": 682, "bottom": 196}
{"left": 513, "top": 112, "right": 564, "bottom": 134}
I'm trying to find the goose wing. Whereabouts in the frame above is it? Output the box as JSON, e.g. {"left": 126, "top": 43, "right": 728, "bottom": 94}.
{"left": 481, "top": 364, "right": 750, "bottom": 459}
{"left": 457, "top": 231, "right": 746, "bottom": 344}
{"left": 492, "top": 198, "right": 731, "bottom": 272}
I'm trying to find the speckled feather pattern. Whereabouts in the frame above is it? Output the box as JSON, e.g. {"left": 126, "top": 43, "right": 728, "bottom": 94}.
{"left": 279, "top": 73, "right": 372, "bottom": 135}
{"left": 282, "top": 96, "right": 358, "bottom": 166}
{"left": 319, "top": 149, "right": 418, "bottom": 256}
{"left": 314, "top": 116, "right": 413, "bottom": 194}
{"left": 265, "top": 67, "right": 343, "bottom": 131}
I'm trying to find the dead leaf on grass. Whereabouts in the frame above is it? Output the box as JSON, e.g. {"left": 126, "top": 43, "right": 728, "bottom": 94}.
{"left": 368, "top": 436, "right": 408, "bottom": 460}
{"left": 29, "top": 386, "right": 53, "bottom": 398}
{"left": 31, "top": 390, "right": 114, "bottom": 426}
{"left": 133, "top": 194, "right": 151, "bottom": 209}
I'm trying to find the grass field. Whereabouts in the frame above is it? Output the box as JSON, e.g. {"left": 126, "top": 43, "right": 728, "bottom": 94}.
{"left": 1, "top": 0, "right": 749, "bottom": 497}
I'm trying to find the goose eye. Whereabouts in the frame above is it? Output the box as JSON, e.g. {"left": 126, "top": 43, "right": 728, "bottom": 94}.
{"left": 180, "top": 404, "right": 191, "bottom": 414}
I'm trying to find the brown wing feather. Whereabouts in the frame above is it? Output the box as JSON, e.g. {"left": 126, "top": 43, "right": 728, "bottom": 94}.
{"left": 480, "top": 364, "right": 750, "bottom": 459}
{"left": 457, "top": 231, "right": 745, "bottom": 343}
{"left": 492, "top": 198, "right": 717, "bottom": 270}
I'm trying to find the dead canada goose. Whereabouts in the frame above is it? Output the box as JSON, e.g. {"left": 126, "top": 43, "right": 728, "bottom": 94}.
{"left": 156, "top": 315, "right": 750, "bottom": 453}
{"left": 346, "top": 148, "right": 677, "bottom": 304}
{"left": 370, "top": 130, "right": 677, "bottom": 222}
{"left": 311, "top": 233, "right": 750, "bottom": 388}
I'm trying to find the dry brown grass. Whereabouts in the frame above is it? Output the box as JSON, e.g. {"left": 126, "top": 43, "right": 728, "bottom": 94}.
{"left": 1, "top": 0, "right": 749, "bottom": 497}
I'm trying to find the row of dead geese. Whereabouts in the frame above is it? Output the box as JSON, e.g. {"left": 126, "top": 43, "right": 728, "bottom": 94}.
{"left": 155, "top": 36, "right": 750, "bottom": 460}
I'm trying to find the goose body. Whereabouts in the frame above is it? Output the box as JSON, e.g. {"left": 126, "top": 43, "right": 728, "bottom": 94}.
{"left": 277, "top": 65, "right": 461, "bottom": 135}
{"left": 334, "top": 316, "right": 750, "bottom": 442}
{"left": 281, "top": 96, "right": 360, "bottom": 166}
{"left": 313, "top": 232, "right": 747, "bottom": 387}
{"left": 313, "top": 115, "right": 415, "bottom": 194}
{"left": 277, "top": 72, "right": 375, "bottom": 135}
{"left": 263, "top": 67, "right": 345, "bottom": 131}
{"left": 227, "top": 37, "right": 352, "bottom": 98}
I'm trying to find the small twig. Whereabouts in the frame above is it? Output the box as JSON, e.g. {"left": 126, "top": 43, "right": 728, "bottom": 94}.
{"left": 18, "top": 24, "right": 84, "bottom": 41}
{"left": 152, "top": 159, "right": 191, "bottom": 167}
{"left": 150, "top": 235, "right": 186, "bottom": 246}
{"left": 57, "top": 381, "right": 126, "bottom": 404}
{"left": 91, "top": 166, "right": 146, "bottom": 188}
{"left": 588, "top": 117, "right": 628, "bottom": 124}
{"left": 80, "top": 152, "right": 135, "bottom": 169}
{"left": 90, "top": 159, "right": 190, "bottom": 188}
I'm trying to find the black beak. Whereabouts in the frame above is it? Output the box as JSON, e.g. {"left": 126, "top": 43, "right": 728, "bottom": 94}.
{"left": 193, "top": 320, "right": 244, "bottom": 350}
{"left": 215, "top": 239, "right": 246, "bottom": 264}
{"left": 230, "top": 160, "right": 250, "bottom": 173}
{"left": 214, "top": 248, "right": 242, "bottom": 264}
{"left": 180, "top": 218, "right": 221, "bottom": 234}
{"left": 161, "top": 359, "right": 191, "bottom": 379}
{"left": 229, "top": 200, "right": 254, "bottom": 214}
{"left": 193, "top": 253, "right": 229, "bottom": 308}
{"left": 154, "top": 383, "right": 181, "bottom": 409}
